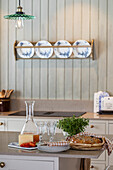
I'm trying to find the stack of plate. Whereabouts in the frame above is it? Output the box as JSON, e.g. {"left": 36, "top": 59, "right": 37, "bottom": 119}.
{"left": 38, "top": 143, "right": 70, "bottom": 153}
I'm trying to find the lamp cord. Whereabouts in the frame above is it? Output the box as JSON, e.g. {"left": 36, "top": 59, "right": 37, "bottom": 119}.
{"left": 19, "top": 0, "right": 21, "bottom": 6}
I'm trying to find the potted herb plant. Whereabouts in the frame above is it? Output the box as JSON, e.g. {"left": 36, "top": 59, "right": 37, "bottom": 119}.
{"left": 57, "top": 115, "right": 89, "bottom": 137}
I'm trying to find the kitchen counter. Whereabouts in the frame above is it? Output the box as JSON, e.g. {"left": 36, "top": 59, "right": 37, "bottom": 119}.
{"left": 2, "top": 132, "right": 111, "bottom": 170}
{"left": 1, "top": 111, "right": 113, "bottom": 120}
{"left": 82, "top": 112, "right": 113, "bottom": 120}
{"left": 0, "top": 112, "right": 112, "bottom": 170}
{"left": 0, "top": 131, "right": 105, "bottom": 159}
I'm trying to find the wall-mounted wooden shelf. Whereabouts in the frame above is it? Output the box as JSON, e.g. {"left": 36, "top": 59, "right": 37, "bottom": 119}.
{"left": 14, "top": 39, "right": 94, "bottom": 60}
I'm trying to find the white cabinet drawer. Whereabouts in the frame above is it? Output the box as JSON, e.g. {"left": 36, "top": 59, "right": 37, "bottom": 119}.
{"left": 109, "top": 124, "right": 113, "bottom": 134}
{"left": 0, "top": 120, "right": 5, "bottom": 131}
{"left": 7, "top": 120, "right": 25, "bottom": 132}
{"left": 90, "top": 162, "right": 106, "bottom": 170}
{"left": 85, "top": 121, "right": 106, "bottom": 134}
{"left": 0, "top": 156, "right": 58, "bottom": 170}
{"left": 108, "top": 132, "right": 113, "bottom": 165}
{"left": 0, "top": 159, "right": 54, "bottom": 170}
{"left": 109, "top": 152, "right": 113, "bottom": 165}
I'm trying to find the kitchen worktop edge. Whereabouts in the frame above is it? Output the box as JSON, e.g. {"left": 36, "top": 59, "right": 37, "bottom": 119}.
{"left": 0, "top": 111, "right": 113, "bottom": 120}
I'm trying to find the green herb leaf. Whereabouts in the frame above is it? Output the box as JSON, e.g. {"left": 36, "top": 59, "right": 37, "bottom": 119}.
{"left": 57, "top": 115, "right": 89, "bottom": 136}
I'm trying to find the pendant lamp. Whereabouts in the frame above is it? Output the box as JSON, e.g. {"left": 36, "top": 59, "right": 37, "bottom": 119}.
{"left": 4, "top": 0, "right": 35, "bottom": 29}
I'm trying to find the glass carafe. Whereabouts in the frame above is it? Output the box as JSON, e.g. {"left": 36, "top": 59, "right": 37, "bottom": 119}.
{"left": 21, "top": 101, "right": 37, "bottom": 135}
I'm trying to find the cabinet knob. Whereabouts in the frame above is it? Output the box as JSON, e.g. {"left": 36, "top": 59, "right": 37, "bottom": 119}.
{"left": 90, "top": 165, "right": 94, "bottom": 168}
{"left": 0, "top": 162, "right": 5, "bottom": 168}
{"left": 0, "top": 122, "right": 4, "bottom": 126}
{"left": 90, "top": 125, "right": 94, "bottom": 128}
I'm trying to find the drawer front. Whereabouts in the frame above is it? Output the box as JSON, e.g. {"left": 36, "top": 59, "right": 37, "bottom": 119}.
{"left": 0, "top": 120, "right": 5, "bottom": 131}
{"left": 109, "top": 152, "right": 113, "bottom": 165}
{"left": 7, "top": 120, "right": 25, "bottom": 132}
{"left": 85, "top": 121, "right": 106, "bottom": 134}
{"left": 0, "top": 159, "right": 54, "bottom": 170}
{"left": 109, "top": 124, "right": 113, "bottom": 134}
{"left": 90, "top": 163, "right": 106, "bottom": 170}
{"left": 109, "top": 139, "right": 113, "bottom": 165}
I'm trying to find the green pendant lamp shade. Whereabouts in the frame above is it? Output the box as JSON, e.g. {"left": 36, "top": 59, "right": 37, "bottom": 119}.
{"left": 4, "top": 14, "right": 35, "bottom": 20}
{"left": 4, "top": 0, "right": 35, "bottom": 29}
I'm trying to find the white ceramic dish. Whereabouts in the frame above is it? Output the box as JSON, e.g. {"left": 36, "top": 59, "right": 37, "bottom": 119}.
{"left": 73, "top": 40, "right": 91, "bottom": 58}
{"left": 35, "top": 40, "right": 53, "bottom": 58}
{"left": 54, "top": 40, "right": 72, "bottom": 58}
{"left": 17, "top": 41, "right": 34, "bottom": 58}
{"left": 8, "top": 142, "right": 38, "bottom": 150}
{"left": 38, "top": 144, "right": 70, "bottom": 153}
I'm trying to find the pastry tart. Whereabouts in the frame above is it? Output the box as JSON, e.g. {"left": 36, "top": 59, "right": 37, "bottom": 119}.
{"left": 69, "top": 135, "right": 105, "bottom": 150}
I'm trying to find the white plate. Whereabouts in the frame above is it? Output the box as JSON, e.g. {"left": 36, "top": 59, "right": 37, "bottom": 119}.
{"left": 73, "top": 40, "right": 91, "bottom": 58}
{"left": 8, "top": 142, "right": 38, "bottom": 150}
{"left": 54, "top": 40, "right": 72, "bottom": 58}
{"left": 38, "top": 144, "right": 70, "bottom": 153}
{"left": 35, "top": 40, "right": 53, "bottom": 58}
{"left": 17, "top": 41, "right": 34, "bottom": 58}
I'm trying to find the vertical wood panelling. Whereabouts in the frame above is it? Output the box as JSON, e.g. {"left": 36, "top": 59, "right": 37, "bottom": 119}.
{"left": 65, "top": 0, "right": 73, "bottom": 99}
{"left": 107, "top": 0, "right": 113, "bottom": 95}
{"left": 48, "top": 0, "right": 57, "bottom": 99}
{"left": 0, "top": 0, "right": 113, "bottom": 100}
{"left": 0, "top": 0, "right": 8, "bottom": 90}
{"left": 0, "top": 0, "right": 1, "bottom": 90}
{"left": 81, "top": 0, "right": 90, "bottom": 100}
{"left": 16, "top": 0, "right": 24, "bottom": 98}
{"left": 40, "top": 0, "right": 48, "bottom": 99}
{"left": 32, "top": 0, "right": 40, "bottom": 99}
{"left": 98, "top": 0, "right": 107, "bottom": 91}
{"left": 90, "top": 0, "right": 98, "bottom": 99}
{"left": 73, "top": 0, "right": 82, "bottom": 100}
{"left": 56, "top": 0, "right": 65, "bottom": 99}
{"left": 24, "top": 0, "right": 32, "bottom": 98}
{"left": 8, "top": 0, "right": 16, "bottom": 98}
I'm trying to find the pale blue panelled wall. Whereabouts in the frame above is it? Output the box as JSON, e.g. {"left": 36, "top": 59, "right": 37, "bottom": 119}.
{"left": 0, "top": 0, "right": 113, "bottom": 100}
